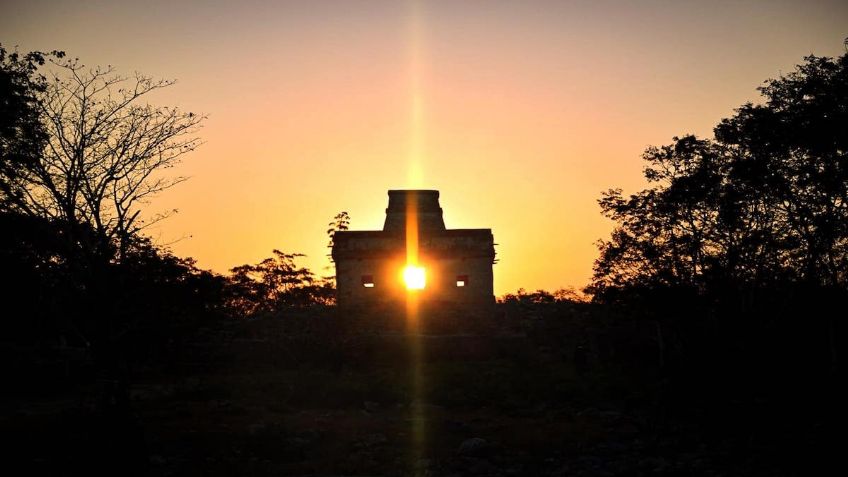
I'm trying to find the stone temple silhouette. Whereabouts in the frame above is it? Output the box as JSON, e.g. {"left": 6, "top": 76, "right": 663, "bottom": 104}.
{"left": 332, "top": 190, "right": 495, "bottom": 307}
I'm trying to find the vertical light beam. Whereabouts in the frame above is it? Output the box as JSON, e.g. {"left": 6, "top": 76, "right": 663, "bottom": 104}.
{"left": 407, "top": 0, "right": 425, "bottom": 188}
{"left": 405, "top": 192, "right": 425, "bottom": 473}
{"left": 405, "top": 2, "right": 427, "bottom": 472}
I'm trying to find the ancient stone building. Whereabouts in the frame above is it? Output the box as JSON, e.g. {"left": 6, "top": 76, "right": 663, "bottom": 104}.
{"left": 332, "top": 190, "right": 495, "bottom": 307}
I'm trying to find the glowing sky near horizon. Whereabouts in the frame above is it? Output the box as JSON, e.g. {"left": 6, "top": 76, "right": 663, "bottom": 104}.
{"left": 2, "top": 0, "right": 846, "bottom": 294}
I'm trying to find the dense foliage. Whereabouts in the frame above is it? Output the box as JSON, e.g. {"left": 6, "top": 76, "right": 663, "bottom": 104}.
{"left": 588, "top": 54, "right": 848, "bottom": 381}
{"left": 0, "top": 46, "right": 63, "bottom": 211}
{"left": 590, "top": 54, "right": 848, "bottom": 298}
{"left": 227, "top": 250, "right": 335, "bottom": 315}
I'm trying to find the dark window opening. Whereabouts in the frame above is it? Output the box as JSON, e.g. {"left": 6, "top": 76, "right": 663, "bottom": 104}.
{"left": 362, "top": 275, "right": 375, "bottom": 288}
{"left": 456, "top": 275, "right": 469, "bottom": 287}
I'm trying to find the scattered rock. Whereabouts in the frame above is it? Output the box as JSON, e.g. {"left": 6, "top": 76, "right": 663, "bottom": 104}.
{"left": 214, "top": 399, "right": 232, "bottom": 409}
{"left": 599, "top": 410, "right": 622, "bottom": 421}
{"left": 458, "top": 437, "right": 491, "bottom": 457}
{"left": 445, "top": 419, "right": 470, "bottom": 434}
{"left": 247, "top": 422, "right": 267, "bottom": 435}
{"left": 355, "top": 433, "right": 388, "bottom": 449}
{"left": 286, "top": 436, "right": 310, "bottom": 448}
{"left": 577, "top": 407, "right": 600, "bottom": 418}
{"left": 459, "top": 456, "right": 504, "bottom": 476}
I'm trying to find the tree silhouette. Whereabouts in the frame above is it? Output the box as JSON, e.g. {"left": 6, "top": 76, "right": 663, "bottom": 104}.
{"left": 326, "top": 210, "right": 350, "bottom": 260}
{"left": 589, "top": 53, "right": 848, "bottom": 299}
{"left": 5, "top": 55, "right": 204, "bottom": 263}
{"left": 589, "top": 53, "right": 848, "bottom": 375}
{"left": 228, "top": 250, "right": 334, "bottom": 315}
{"left": 0, "top": 45, "right": 63, "bottom": 211}
{"left": 714, "top": 55, "right": 848, "bottom": 287}
{"left": 0, "top": 51, "right": 208, "bottom": 424}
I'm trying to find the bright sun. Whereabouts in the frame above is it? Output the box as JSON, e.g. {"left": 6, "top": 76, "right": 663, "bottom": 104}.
{"left": 403, "top": 265, "right": 426, "bottom": 290}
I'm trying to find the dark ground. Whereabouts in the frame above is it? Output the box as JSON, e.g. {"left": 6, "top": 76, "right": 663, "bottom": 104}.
{"left": 1, "top": 304, "right": 839, "bottom": 476}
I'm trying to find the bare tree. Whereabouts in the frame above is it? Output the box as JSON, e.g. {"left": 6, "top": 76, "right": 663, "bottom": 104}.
{"left": 12, "top": 57, "right": 204, "bottom": 261}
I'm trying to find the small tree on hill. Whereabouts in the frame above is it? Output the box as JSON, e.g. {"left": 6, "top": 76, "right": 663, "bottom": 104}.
{"left": 326, "top": 210, "right": 350, "bottom": 260}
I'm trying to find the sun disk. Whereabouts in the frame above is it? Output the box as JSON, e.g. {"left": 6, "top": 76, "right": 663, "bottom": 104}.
{"left": 403, "top": 265, "right": 426, "bottom": 290}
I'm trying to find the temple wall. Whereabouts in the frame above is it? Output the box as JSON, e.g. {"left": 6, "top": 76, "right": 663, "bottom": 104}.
{"left": 332, "top": 190, "right": 495, "bottom": 307}
{"left": 336, "top": 253, "right": 494, "bottom": 306}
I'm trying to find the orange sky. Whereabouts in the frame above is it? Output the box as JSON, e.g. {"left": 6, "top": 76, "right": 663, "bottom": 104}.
{"left": 2, "top": 0, "right": 846, "bottom": 294}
